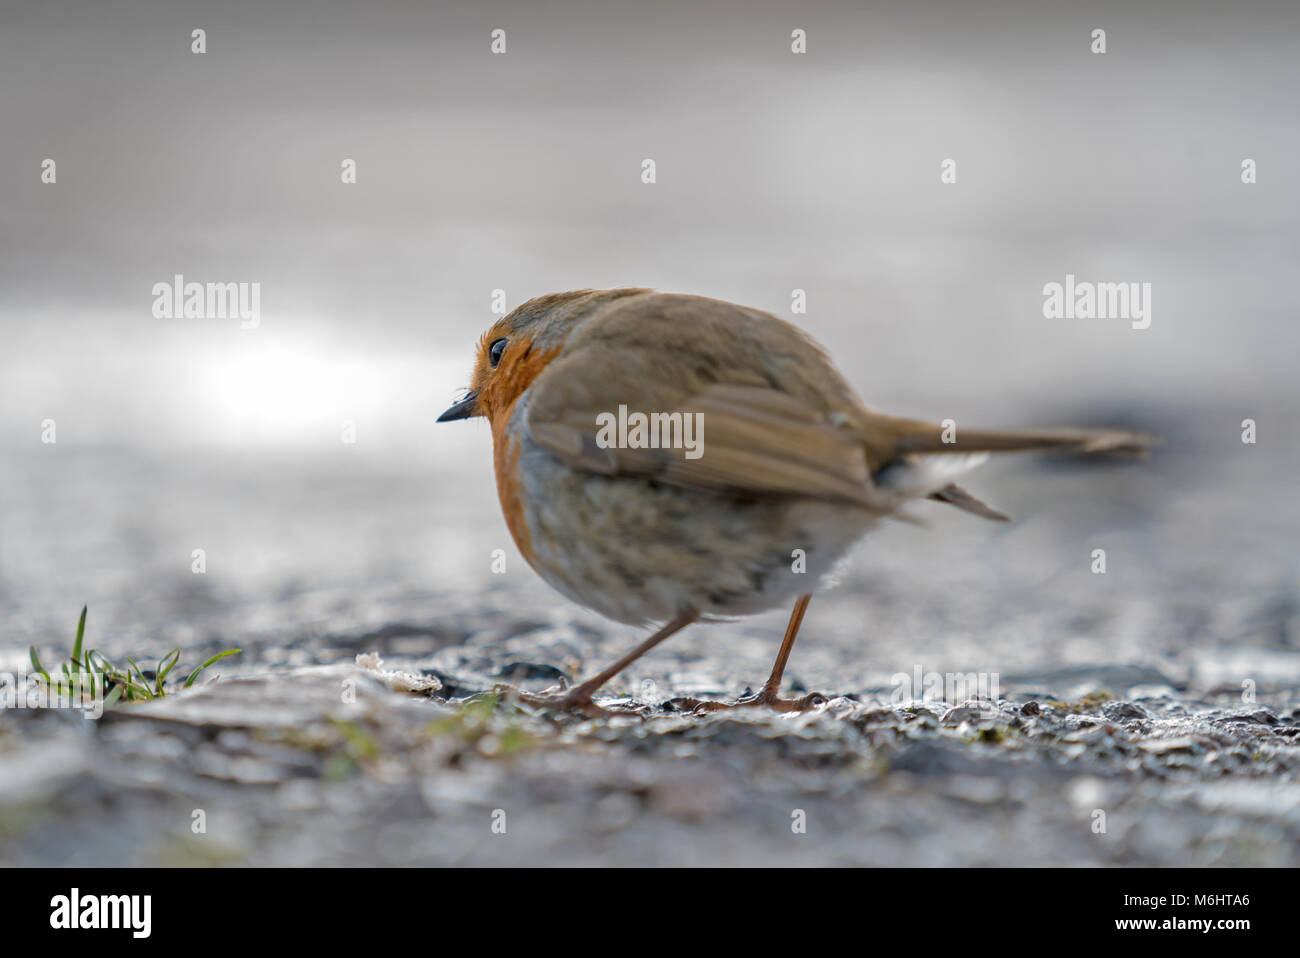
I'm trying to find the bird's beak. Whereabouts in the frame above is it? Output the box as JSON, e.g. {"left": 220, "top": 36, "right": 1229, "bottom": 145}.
{"left": 437, "top": 391, "right": 479, "bottom": 422}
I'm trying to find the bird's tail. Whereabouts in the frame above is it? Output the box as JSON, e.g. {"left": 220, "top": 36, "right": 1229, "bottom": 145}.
{"left": 859, "top": 413, "right": 1156, "bottom": 522}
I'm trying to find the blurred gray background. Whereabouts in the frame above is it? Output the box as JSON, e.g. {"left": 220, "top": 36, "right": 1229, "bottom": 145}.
{"left": 1, "top": 0, "right": 1297, "bottom": 693}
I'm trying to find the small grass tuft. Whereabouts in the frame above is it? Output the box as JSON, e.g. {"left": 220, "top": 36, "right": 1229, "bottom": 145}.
{"left": 426, "top": 692, "right": 534, "bottom": 757}
{"left": 28, "top": 605, "right": 242, "bottom": 707}
{"left": 1044, "top": 690, "right": 1114, "bottom": 715}
{"left": 322, "top": 717, "right": 383, "bottom": 781}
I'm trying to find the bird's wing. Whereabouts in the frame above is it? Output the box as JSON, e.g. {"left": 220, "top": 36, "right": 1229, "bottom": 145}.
{"left": 521, "top": 297, "right": 896, "bottom": 512}
{"left": 529, "top": 380, "right": 895, "bottom": 510}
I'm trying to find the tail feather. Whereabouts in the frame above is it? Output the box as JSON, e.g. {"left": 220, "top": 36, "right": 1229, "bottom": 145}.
{"left": 859, "top": 413, "right": 1156, "bottom": 524}
{"left": 858, "top": 413, "right": 1155, "bottom": 468}
{"left": 928, "top": 483, "right": 1011, "bottom": 522}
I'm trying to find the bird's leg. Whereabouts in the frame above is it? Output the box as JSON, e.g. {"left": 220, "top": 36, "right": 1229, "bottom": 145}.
{"left": 755, "top": 593, "right": 814, "bottom": 707}
{"left": 502, "top": 609, "right": 699, "bottom": 717}
{"left": 685, "top": 594, "right": 825, "bottom": 713}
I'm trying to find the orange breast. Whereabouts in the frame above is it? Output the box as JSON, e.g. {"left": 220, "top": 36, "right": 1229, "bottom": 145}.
{"left": 484, "top": 340, "right": 562, "bottom": 568}
{"left": 492, "top": 418, "right": 533, "bottom": 563}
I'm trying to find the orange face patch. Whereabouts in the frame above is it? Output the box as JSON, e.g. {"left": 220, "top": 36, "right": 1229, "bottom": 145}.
{"left": 475, "top": 336, "right": 558, "bottom": 424}
{"left": 482, "top": 337, "right": 562, "bottom": 566}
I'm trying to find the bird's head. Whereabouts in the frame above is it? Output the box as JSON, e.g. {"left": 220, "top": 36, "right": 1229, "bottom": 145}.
{"left": 437, "top": 288, "right": 650, "bottom": 426}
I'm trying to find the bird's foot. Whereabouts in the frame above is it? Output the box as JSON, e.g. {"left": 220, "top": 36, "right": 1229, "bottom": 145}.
{"left": 672, "top": 688, "right": 828, "bottom": 715}
{"left": 492, "top": 682, "right": 641, "bottom": 719}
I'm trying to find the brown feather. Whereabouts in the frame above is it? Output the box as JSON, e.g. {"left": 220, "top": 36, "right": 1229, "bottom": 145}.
{"left": 857, "top": 413, "right": 1155, "bottom": 467}
{"left": 927, "top": 483, "right": 1011, "bottom": 522}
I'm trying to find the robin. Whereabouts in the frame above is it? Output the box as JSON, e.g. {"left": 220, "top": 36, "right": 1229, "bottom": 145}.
{"left": 438, "top": 289, "right": 1151, "bottom": 716}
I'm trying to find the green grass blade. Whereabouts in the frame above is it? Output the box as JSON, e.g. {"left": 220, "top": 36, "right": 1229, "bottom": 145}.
{"left": 155, "top": 648, "right": 181, "bottom": 693}
{"left": 29, "top": 646, "right": 50, "bottom": 684}
{"left": 183, "top": 649, "right": 242, "bottom": 688}
{"left": 103, "top": 684, "right": 124, "bottom": 709}
{"left": 126, "top": 659, "right": 156, "bottom": 699}
{"left": 71, "top": 605, "right": 87, "bottom": 668}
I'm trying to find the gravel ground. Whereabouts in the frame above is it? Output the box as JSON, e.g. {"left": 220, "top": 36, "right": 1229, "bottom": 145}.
{"left": 2, "top": 412, "right": 1298, "bottom": 867}
{"left": 2, "top": 654, "right": 1297, "bottom": 867}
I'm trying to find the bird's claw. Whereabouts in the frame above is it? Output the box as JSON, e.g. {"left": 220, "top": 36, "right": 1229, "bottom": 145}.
{"left": 671, "top": 689, "right": 828, "bottom": 714}
{"left": 492, "top": 682, "right": 642, "bottom": 718}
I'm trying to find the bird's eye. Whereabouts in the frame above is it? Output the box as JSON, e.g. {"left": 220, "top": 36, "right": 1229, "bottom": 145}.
{"left": 488, "top": 337, "right": 508, "bottom": 368}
